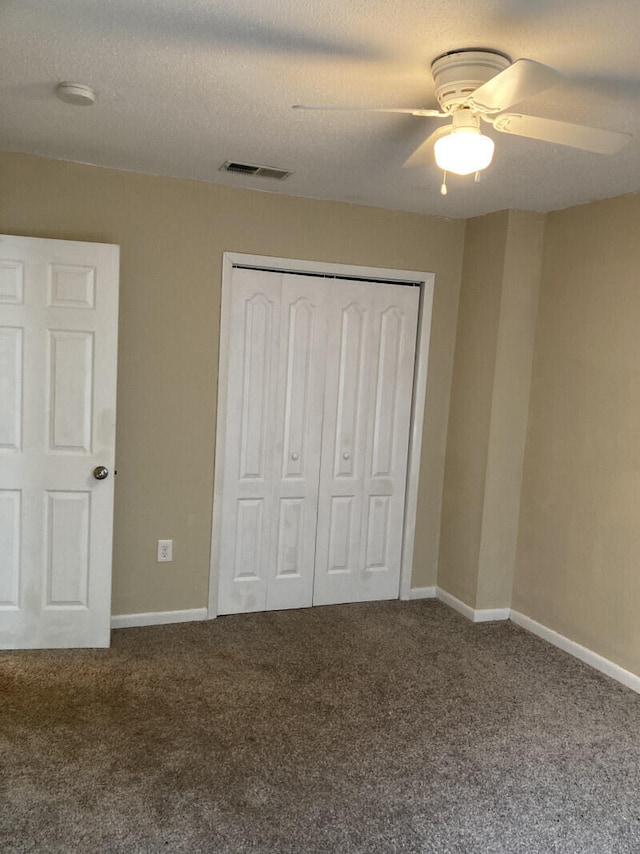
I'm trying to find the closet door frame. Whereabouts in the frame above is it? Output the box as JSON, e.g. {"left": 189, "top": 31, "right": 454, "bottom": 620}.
{"left": 208, "top": 252, "right": 434, "bottom": 618}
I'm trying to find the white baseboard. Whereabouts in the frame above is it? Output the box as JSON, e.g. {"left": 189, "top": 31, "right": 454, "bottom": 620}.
{"left": 436, "top": 588, "right": 476, "bottom": 621}
{"left": 435, "top": 588, "right": 510, "bottom": 623}
{"left": 435, "top": 594, "right": 640, "bottom": 694}
{"left": 473, "top": 606, "right": 512, "bottom": 623}
{"left": 510, "top": 610, "right": 640, "bottom": 696}
{"left": 111, "top": 608, "right": 209, "bottom": 630}
{"left": 409, "top": 586, "right": 437, "bottom": 600}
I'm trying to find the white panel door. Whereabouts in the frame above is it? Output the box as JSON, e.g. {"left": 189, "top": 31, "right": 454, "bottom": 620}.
{"left": 217, "top": 269, "right": 327, "bottom": 615}
{"left": 312, "top": 281, "right": 419, "bottom": 606}
{"left": 216, "top": 266, "right": 419, "bottom": 615}
{"left": 266, "top": 274, "right": 327, "bottom": 610}
{"left": 0, "top": 234, "right": 119, "bottom": 648}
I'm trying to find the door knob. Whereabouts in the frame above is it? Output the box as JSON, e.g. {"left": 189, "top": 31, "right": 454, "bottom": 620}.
{"left": 343, "top": 451, "right": 350, "bottom": 460}
{"left": 93, "top": 466, "right": 109, "bottom": 480}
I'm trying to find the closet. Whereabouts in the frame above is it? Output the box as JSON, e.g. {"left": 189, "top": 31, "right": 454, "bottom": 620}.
{"left": 216, "top": 264, "right": 420, "bottom": 615}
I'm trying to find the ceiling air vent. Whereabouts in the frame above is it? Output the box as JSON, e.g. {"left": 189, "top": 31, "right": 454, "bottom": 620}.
{"left": 220, "top": 161, "right": 292, "bottom": 180}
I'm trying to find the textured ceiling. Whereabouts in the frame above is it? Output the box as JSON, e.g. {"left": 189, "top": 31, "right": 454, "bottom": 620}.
{"left": 1, "top": 0, "right": 640, "bottom": 218}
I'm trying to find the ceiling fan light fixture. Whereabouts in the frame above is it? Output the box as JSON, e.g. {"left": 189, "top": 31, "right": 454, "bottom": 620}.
{"left": 434, "top": 127, "right": 495, "bottom": 176}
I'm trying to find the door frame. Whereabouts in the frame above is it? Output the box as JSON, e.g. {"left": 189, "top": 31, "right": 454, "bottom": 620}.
{"left": 207, "top": 252, "right": 435, "bottom": 618}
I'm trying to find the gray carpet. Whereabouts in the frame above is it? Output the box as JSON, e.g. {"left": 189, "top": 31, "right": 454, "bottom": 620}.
{"left": 1, "top": 599, "right": 640, "bottom": 853}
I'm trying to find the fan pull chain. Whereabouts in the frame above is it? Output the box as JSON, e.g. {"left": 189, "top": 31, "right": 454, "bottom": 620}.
{"left": 440, "top": 171, "right": 448, "bottom": 195}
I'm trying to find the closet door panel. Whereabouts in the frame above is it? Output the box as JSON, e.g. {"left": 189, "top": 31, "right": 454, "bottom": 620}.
{"left": 266, "top": 276, "right": 327, "bottom": 610}
{"left": 313, "top": 283, "right": 373, "bottom": 604}
{"left": 360, "top": 285, "right": 420, "bottom": 597}
{"left": 314, "top": 282, "right": 419, "bottom": 606}
{"left": 217, "top": 269, "right": 281, "bottom": 615}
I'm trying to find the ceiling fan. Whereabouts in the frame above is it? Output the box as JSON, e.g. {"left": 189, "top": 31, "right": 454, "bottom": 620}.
{"left": 294, "top": 49, "right": 631, "bottom": 193}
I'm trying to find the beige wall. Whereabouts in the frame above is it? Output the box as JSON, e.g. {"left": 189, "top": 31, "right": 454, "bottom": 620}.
{"left": 438, "top": 210, "right": 544, "bottom": 609}
{"left": 475, "top": 211, "right": 544, "bottom": 608}
{"left": 438, "top": 212, "right": 509, "bottom": 604}
{"left": 513, "top": 194, "right": 640, "bottom": 675}
{"left": 0, "top": 151, "right": 464, "bottom": 615}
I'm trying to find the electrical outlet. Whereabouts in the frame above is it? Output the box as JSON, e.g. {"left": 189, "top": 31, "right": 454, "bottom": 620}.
{"left": 157, "top": 539, "right": 173, "bottom": 562}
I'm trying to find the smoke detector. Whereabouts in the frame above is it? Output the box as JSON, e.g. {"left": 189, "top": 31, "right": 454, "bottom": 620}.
{"left": 56, "top": 82, "right": 96, "bottom": 106}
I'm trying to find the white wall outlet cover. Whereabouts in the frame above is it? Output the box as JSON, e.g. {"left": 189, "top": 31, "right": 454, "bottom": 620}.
{"left": 157, "top": 539, "right": 173, "bottom": 562}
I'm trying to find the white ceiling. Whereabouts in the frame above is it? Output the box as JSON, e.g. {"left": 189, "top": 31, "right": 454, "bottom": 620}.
{"left": 2, "top": 0, "right": 640, "bottom": 219}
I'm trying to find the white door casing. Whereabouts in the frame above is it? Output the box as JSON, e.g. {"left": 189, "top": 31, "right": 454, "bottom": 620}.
{"left": 210, "top": 254, "right": 434, "bottom": 618}
{"left": 0, "top": 235, "right": 119, "bottom": 649}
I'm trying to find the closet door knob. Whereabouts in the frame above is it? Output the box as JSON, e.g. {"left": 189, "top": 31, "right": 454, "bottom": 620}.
{"left": 343, "top": 451, "right": 350, "bottom": 460}
{"left": 291, "top": 452, "right": 299, "bottom": 461}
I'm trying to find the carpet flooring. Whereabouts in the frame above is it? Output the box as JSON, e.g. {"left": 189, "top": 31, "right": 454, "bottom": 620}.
{"left": 1, "top": 599, "right": 640, "bottom": 853}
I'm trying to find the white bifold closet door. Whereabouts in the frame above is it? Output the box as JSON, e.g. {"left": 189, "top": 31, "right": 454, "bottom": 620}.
{"left": 313, "top": 280, "right": 420, "bottom": 606}
{"left": 216, "top": 266, "right": 419, "bottom": 615}
{"left": 217, "top": 269, "right": 327, "bottom": 614}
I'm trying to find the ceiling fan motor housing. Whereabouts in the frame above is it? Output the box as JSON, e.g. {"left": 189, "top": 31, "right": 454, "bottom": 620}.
{"left": 431, "top": 49, "right": 511, "bottom": 113}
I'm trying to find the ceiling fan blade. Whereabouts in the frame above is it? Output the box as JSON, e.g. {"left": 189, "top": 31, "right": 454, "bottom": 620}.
{"left": 293, "top": 105, "right": 446, "bottom": 117}
{"left": 493, "top": 113, "right": 631, "bottom": 153}
{"left": 403, "top": 125, "right": 451, "bottom": 168}
{"left": 468, "top": 59, "right": 561, "bottom": 113}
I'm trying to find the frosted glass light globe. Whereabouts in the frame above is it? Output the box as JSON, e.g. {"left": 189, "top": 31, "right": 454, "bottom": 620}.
{"left": 434, "top": 129, "right": 495, "bottom": 176}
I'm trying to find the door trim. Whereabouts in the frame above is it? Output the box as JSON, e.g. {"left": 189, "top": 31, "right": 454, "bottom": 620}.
{"left": 207, "top": 252, "right": 435, "bottom": 617}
